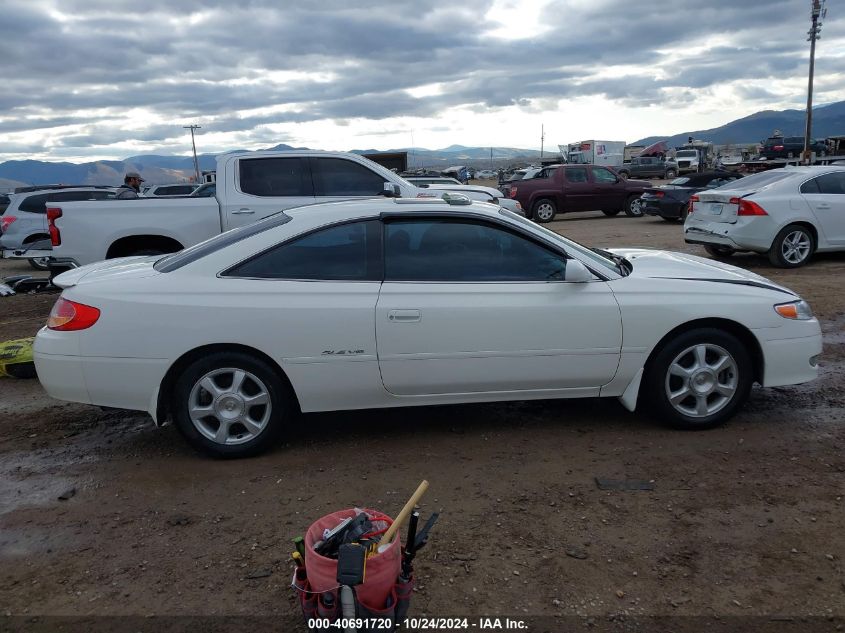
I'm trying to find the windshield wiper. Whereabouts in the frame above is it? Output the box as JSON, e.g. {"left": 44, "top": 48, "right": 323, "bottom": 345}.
{"left": 590, "top": 247, "right": 631, "bottom": 276}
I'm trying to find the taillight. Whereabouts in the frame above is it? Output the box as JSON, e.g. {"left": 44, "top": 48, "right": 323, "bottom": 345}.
{"left": 654, "top": 191, "right": 664, "bottom": 198}
{"left": 774, "top": 145, "right": 784, "bottom": 151}
{"left": 0, "top": 215, "right": 16, "bottom": 233}
{"left": 509, "top": 187, "right": 517, "bottom": 198}
{"left": 730, "top": 197, "right": 768, "bottom": 216}
{"left": 47, "top": 207, "right": 62, "bottom": 245}
{"left": 47, "top": 297, "right": 100, "bottom": 331}
{"left": 688, "top": 195, "right": 699, "bottom": 214}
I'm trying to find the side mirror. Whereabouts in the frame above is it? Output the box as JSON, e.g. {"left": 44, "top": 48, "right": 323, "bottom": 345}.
{"left": 382, "top": 183, "right": 402, "bottom": 198}
{"left": 565, "top": 259, "right": 593, "bottom": 283}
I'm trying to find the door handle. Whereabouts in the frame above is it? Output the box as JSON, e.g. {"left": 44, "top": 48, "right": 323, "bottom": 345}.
{"left": 815, "top": 203, "right": 831, "bottom": 209}
{"left": 232, "top": 208, "right": 255, "bottom": 215}
{"left": 388, "top": 310, "right": 421, "bottom": 323}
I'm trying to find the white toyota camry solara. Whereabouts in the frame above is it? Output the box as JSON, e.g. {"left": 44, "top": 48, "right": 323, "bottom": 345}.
{"left": 34, "top": 196, "right": 822, "bottom": 458}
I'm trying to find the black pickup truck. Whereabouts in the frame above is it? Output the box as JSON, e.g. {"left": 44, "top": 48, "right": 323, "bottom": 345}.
{"left": 616, "top": 156, "right": 678, "bottom": 179}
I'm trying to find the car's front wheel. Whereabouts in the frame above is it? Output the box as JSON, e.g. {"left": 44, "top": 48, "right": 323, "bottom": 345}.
{"left": 532, "top": 198, "right": 557, "bottom": 223}
{"left": 172, "top": 352, "right": 291, "bottom": 458}
{"left": 28, "top": 257, "right": 51, "bottom": 271}
{"left": 602, "top": 209, "right": 621, "bottom": 217}
{"left": 665, "top": 169, "right": 677, "bottom": 178}
{"left": 644, "top": 328, "right": 752, "bottom": 430}
{"left": 624, "top": 195, "right": 644, "bottom": 217}
{"left": 768, "top": 224, "right": 814, "bottom": 268}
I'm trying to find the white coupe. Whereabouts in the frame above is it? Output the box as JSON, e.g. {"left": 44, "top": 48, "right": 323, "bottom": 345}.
{"left": 35, "top": 196, "right": 822, "bottom": 458}
{"left": 685, "top": 165, "right": 845, "bottom": 267}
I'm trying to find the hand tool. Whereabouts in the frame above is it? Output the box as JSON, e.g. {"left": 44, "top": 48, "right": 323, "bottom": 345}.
{"left": 377, "top": 480, "right": 429, "bottom": 550}
{"left": 291, "top": 551, "right": 305, "bottom": 568}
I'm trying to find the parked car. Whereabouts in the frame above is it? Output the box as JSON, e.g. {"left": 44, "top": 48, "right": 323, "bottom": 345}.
{"left": 641, "top": 171, "right": 744, "bottom": 221}
{"left": 509, "top": 164, "right": 650, "bottom": 222}
{"left": 684, "top": 166, "right": 845, "bottom": 267}
{"left": 497, "top": 169, "right": 528, "bottom": 196}
{"left": 760, "top": 136, "right": 828, "bottom": 160}
{"left": 476, "top": 169, "right": 497, "bottom": 179}
{"left": 190, "top": 183, "right": 217, "bottom": 197}
{"left": 0, "top": 187, "right": 115, "bottom": 270}
{"left": 35, "top": 196, "right": 821, "bottom": 458}
{"left": 616, "top": 156, "right": 678, "bottom": 180}
{"left": 143, "top": 183, "right": 199, "bottom": 197}
{"left": 422, "top": 184, "right": 524, "bottom": 215}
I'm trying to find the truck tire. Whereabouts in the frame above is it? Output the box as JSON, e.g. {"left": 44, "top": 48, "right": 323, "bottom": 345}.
{"left": 532, "top": 199, "right": 557, "bottom": 223}
{"left": 617, "top": 170, "right": 629, "bottom": 179}
{"left": 665, "top": 168, "right": 677, "bottom": 179}
{"left": 624, "top": 195, "right": 644, "bottom": 217}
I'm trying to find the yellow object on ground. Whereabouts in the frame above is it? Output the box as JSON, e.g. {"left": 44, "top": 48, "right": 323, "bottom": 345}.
{"left": 0, "top": 337, "right": 36, "bottom": 379}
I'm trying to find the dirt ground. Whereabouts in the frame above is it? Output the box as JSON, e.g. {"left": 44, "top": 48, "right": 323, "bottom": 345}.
{"left": 1, "top": 210, "right": 844, "bottom": 631}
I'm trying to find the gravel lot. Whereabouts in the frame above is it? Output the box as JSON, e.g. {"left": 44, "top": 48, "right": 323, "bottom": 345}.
{"left": 1, "top": 210, "right": 843, "bottom": 630}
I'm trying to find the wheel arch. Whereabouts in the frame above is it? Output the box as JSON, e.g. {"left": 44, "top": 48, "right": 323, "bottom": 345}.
{"left": 154, "top": 343, "right": 301, "bottom": 425}
{"left": 634, "top": 317, "right": 764, "bottom": 407}
{"left": 107, "top": 234, "right": 184, "bottom": 259}
{"left": 771, "top": 220, "right": 819, "bottom": 251}
{"left": 23, "top": 232, "right": 50, "bottom": 244}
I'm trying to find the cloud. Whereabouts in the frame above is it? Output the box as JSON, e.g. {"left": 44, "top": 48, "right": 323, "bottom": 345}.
{"left": 2, "top": 0, "right": 844, "bottom": 161}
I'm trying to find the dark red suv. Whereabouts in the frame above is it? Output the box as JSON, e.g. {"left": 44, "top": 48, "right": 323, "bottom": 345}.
{"left": 509, "top": 164, "right": 650, "bottom": 222}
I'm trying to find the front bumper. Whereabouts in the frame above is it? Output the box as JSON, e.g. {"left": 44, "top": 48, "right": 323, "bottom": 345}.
{"left": 757, "top": 326, "right": 822, "bottom": 387}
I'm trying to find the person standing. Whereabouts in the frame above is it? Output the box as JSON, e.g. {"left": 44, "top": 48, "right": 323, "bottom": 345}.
{"left": 115, "top": 172, "right": 145, "bottom": 199}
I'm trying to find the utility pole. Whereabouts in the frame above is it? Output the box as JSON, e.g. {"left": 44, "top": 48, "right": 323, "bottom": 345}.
{"left": 183, "top": 125, "right": 201, "bottom": 182}
{"left": 540, "top": 124, "right": 545, "bottom": 159}
{"left": 490, "top": 147, "right": 493, "bottom": 170}
{"left": 803, "top": 0, "right": 826, "bottom": 163}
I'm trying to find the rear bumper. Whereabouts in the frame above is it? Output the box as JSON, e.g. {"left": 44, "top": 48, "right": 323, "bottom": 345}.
{"left": 644, "top": 201, "right": 683, "bottom": 218}
{"left": 684, "top": 217, "right": 775, "bottom": 252}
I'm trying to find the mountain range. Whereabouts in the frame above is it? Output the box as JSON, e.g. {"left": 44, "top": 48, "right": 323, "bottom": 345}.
{"left": 3, "top": 102, "right": 845, "bottom": 188}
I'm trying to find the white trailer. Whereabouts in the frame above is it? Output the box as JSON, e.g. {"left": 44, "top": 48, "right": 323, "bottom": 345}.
{"left": 562, "top": 140, "right": 626, "bottom": 167}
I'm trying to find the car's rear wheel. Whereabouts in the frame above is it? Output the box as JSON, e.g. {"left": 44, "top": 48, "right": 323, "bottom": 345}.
{"left": 617, "top": 171, "right": 629, "bottom": 179}
{"left": 624, "top": 195, "right": 644, "bottom": 217}
{"left": 532, "top": 198, "right": 557, "bottom": 223}
{"left": 768, "top": 224, "right": 814, "bottom": 268}
{"left": 602, "top": 209, "right": 621, "bottom": 217}
{"left": 704, "top": 244, "right": 735, "bottom": 258}
{"left": 665, "top": 169, "right": 677, "bottom": 178}
{"left": 172, "top": 352, "right": 291, "bottom": 458}
{"left": 644, "top": 328, "right": 752, "bottom": 430}
{"left": 662, "top": 216, "right": 681, "bottom": 222}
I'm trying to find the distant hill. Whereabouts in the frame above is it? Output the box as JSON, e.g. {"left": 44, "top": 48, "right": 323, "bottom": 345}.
{"left": 6, "top": 100, "right": 845, "bottom": 185}
{"left": 634, "top": 101, "right": 845, "bottom": 148}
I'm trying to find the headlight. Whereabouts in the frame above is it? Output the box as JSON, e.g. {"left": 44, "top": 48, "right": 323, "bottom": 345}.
{"left": 774, "top": 300, "right": 814, "bottom": 320}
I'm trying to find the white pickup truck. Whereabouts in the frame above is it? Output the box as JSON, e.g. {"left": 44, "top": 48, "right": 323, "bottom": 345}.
{"left": 42, "top": 150, "right": 520, "bottom": 269}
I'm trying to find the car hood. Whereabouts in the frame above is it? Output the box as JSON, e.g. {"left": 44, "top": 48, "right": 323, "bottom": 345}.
{"left": 606, "top": 248, "right": 796, "bottom": 296}
{"left": 53, "top": 256, "right": 161, "bottom": 289}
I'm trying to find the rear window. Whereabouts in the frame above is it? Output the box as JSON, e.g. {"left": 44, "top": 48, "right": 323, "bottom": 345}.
{"left": 18, "top": 193, "right": 50, "bottom": 214}
{"left": 726, "top": 170, "right": 793, "bottom": 189}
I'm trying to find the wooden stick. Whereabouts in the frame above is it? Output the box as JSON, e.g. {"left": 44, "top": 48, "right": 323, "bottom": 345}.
{"left": 378, "top": 480, "right": 429, "bottom": 548}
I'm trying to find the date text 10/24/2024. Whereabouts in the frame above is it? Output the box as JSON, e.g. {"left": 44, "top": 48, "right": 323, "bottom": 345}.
{"left": 308, "top": 618, "right": 528, "bottom": 630}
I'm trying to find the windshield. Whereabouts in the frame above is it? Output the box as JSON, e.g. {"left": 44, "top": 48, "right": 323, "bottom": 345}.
{"left": 726, "top": 170, "right": 794, "bottom": 190}
{"left": 669, "top": 177, "right": 692, "bottom": 185}
{"left": 676, "top": 150, "right": 698, "bottom": 157}
{"left": 499, "top": 209, "right": 620, "bottom": 276}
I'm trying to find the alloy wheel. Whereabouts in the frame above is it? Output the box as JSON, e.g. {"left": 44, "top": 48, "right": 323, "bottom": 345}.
{"left": 534, "top": 202, "right": 555, "bottom": 221}
{"left": 781, "top": 230, "right": 812, "bottom": 265}
{"left": 188, "top": 368, "right": 272, "bottom": 445}
{"left": 664, "top": 343, "right": 738, "bottom": 418}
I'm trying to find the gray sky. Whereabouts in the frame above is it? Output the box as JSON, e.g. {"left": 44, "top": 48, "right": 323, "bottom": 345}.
{"left": 2, "top": 0, "right": 843, "bottom": 162}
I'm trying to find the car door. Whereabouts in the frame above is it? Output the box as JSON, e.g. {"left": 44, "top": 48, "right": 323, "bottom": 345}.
{"left": 801, "top": 172, "right": 845, "bottom": 245}
{"left": 559, "top": 167, "right": 592, "bottom": 212}
{"left": 222, "top": 156, "right": 316, "bottom": 230}
{"left": 590, "top": 166, "right": 626, "bottom": 209}
{"left": 375, "top": 216, "right": 622, "bottom": 396}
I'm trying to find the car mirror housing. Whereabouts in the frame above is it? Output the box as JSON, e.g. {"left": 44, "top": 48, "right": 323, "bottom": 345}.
{"left": 565, "top": 259, "right": 593, "bottom": 283}
{"left": 383, "top": 183, "right": 402, "bottom": 198}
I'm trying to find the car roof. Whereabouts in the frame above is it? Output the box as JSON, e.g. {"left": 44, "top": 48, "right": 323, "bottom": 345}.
{"left": 283, "top": 196, "right": 501, "bottom": 224}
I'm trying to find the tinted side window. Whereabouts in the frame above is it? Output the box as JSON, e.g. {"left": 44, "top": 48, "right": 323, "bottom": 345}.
{"left": 565, "top": 168, "right": 588, "bottom": 183}
{"left": 18, "top": 193, "right": 50, "bottom": 214}
{"left": 48, "top": 190, "right": 112, "bottom": 203}
{"left": 156, "top": 185, "right": 195, "bottom": 195}
{"left": 592, "top": 167, "right": 617, "bottom": 183}
{"left": 800, "top": 178, "right": 821, "bottom": 194}
{"left": 225, "top": 220, "right": 380, "bottom": 280}
{"left": 812, "top": 172, "right": 845, "bottom": 194}
{"left": 384, "top": 219, "right": 566, "bottom": 282}
{"left": 313, "top": 158, "right": 386, "bottom": 196}
{"left": 238, "top": 157, "right": 311, "bottom": 197}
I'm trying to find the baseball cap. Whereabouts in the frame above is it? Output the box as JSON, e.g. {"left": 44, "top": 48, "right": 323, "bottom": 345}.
{"left": 125, "top": 171, "right": 145, "bottom": 182}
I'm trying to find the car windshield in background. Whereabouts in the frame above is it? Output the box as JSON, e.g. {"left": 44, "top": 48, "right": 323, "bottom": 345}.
{"left": 728, "top": 170, "right": 794, "bottom": 190}
{"left": 669, "top": 177, "right": 693, "bottom": 185}
{"left": 154, "top": 211, "right": 292, "bottom": 272}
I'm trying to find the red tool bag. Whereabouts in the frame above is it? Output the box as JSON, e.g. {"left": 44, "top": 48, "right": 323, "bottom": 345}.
{"left": 293, "top": 508, "right": 414, "bottom": 626}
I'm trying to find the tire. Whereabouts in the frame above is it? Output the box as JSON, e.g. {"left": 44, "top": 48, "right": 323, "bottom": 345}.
{"left": 532, "top": 198, "right": 557, "bottom": 223}
{"left": 617, "top": 171, "right": 629, "bottom": 179}
{"left": 665, "top": 169, "right": 677, "bottom": 179}
{"left": 602, "top": 209, "right": 621, "bottom": 217}
{"left": 662, "top": 216, "right": 681, "bottom": 222}
{"left": 768, "top": 224, "right": 814, "bottom": 268}
{"left": 172, "top": 352, "right": 292, "bottom": 458}
{"left": 644, "top": 328, "right": 752, "bottom": 430}
{"left": 28, "top": 257, "right": 51, "bottom": 271}
{"left": 704, "top": 244, "right": 735, "bottom": 258}
{"left": 624, "top": 195, "right": 644, "bottom": 217}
